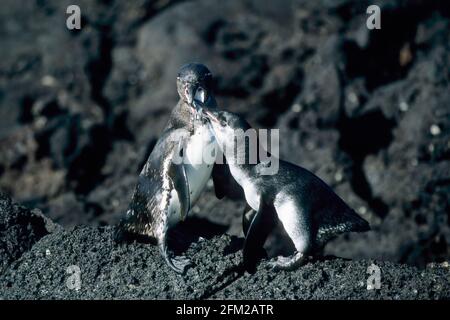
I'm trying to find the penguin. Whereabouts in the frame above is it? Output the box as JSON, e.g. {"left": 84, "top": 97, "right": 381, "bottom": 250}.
{"left": 116, "top": 63, "right": 219, "bottom": 274}
{"left": 201, "top": 109, "right": 370, "bottom": 273}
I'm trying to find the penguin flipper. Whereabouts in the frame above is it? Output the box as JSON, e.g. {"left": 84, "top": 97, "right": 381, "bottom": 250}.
{"left": 242, "top": 204, "right": 256, "bottom": 237}
{"left": 212, "top": 163, "right": 227, "bottom": 199}
{"left": 168, "top": 161, "right": 190, "bottom": 221}
{"left": 212, "top": 161, "right": 245, "bottom": 200}
{"left": 243, "top": 199, "right": 276, "bottom": 273}
{"left": 115, "top": 173, "right": 160, "bottom": 240}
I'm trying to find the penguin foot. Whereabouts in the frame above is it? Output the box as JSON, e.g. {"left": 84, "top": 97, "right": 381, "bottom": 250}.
{"left": 160, "top": 239, "right": 192, "bottom": 274}
{"left": 267, "top": 252, "right": 306, "bottom": 271}
{"left": 165, "top": 254, "right": 192, "bottom": 274}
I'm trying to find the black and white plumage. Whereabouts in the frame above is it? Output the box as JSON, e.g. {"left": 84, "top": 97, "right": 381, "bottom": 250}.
{"left": 202, "top": 109, "right": 370, "bottom": 273}
{"left": 116, "top": 63, "right": 218, "bottom": 274}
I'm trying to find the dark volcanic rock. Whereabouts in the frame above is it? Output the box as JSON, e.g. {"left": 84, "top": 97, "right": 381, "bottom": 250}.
{"left": 0, "top": 222, "right": 244, "bottom": 299}
{"left": 1, "top": 226, "right": 449, "bottom": 300}
{"left": 0, "top": 0, "right": 449, "bottom": 277}
{"left": 0, "top": 193, "right": 61, "bottom": 274}
{"left": 212, "top": 259, "right": 450, "bottom": 300}
{"left": 328, "top": 28, "right": 450, "bottom": 266}
{"left": 0, "top": 0, "right": 180, "bottom": 223}
{"left": 0, "top": 195, "right": 449, "bottom": 300}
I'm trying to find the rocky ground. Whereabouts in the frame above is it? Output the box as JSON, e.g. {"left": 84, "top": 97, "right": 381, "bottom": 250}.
{"left": 1, "top": 194, "right": 449, "bottom": 299}
{"left": 0, "top": 0, "right": 449, "bottom": 299}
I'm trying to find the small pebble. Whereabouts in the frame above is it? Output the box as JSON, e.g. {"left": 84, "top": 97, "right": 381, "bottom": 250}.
{"left": 305, "top": 141, "right": 315, "bottom": 150}
{"left": 347, "top": 92, "right": 359, "bottom": 105}
{"left": 41, "top": 75, "right": 57, "bottom": 87}
{"left": 399, "top": 101, "right": 409, "bottom": 112}
{"left": 35, "top": 117, "right": 47, "bottom": 129}
{"left": 430, "top": 124, "right": 441, "bottom": 136}
{"left": 334, "top": 171, "right": 343, "bottom": 182}
{"left": 358, "top": 206, "right": 367, "bottom": 215}
{"left": 292, "top": 103, "right": 302, "bottom": 113}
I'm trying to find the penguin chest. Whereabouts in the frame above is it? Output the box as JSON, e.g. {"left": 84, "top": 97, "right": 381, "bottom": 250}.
{"left": 243, "top": 180, "right": 260, "bottom": 211}
{"left": 229, "top": 166, "right": 260, "bottom": 211}
{"left": 184, "top": 124, "right": 216, "bottom": 204}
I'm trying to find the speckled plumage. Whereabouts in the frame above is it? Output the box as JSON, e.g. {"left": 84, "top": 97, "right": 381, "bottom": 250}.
{"left": 120, "top": 128, "right": 190, "bottom": 240}
{"left": 116, "top": 63, "right": 218, "bottom": 274}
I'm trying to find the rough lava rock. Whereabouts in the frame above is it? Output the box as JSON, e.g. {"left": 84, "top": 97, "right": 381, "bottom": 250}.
{"left": 0, "top": 0, "right": 449, "bottom": 275}
{"left": 0, "top": 193, "right": 61, "bottom": 274}
{"left": 0, "top": 195, "right": 449, "bottom": 300}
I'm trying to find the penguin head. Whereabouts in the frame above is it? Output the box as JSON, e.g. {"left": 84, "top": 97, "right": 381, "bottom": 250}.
{"left": 177, "top": 63, "right": 214, "bottom": 111}
{"left": 202, "top": 109, "right": 251, "bottom": 146}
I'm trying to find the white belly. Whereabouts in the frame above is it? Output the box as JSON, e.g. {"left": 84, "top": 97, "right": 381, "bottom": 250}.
{"left": 243, "top": 180, "right": 260, "bottom": 211}
{"left": 229, "top": 165, "right": 260, "bottom": 211}
{"left": 184, "top": 124, "right": 216, "bottom": 204}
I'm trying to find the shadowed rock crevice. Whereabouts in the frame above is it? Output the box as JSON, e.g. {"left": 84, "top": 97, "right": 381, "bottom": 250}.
{"left": 18, "top": 96, "right": 35, "bottom": 124}
{"left": 0, "top": 193, "right": 61, "bottom": 275}
{"left": 257, "top": 70, "right": 303, "bottom": 127}
{"left": 85, "top": 26, "right": 114, "bottom": 116}
{"left": 69, "top": 25, "right": 115, "bottom": 195}
{"left": 340, "top": 1, "right": 449, "bottom": 91}
{"left": 337, "top": 110, "right": 395, "bottom": 219}
{"left": 167, "top": 217, "right": 228, "bottom": 256}
{"left": 400, "top": 181, "right": 450, "bottom": 267}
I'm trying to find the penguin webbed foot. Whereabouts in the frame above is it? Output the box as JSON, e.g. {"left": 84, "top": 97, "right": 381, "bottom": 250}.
{"left": 267, "top": 252, "right": 306, "bottom": 271}
{"left": 161, "top": 244, "right": 192, "bottom": 274}
{"left": 166, "top": 254, "right": 192, "bottom": 274}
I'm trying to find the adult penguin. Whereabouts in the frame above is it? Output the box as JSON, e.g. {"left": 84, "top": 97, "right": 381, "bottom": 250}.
{"left": 116, "top": 63, "right": 221, "bottom": 274}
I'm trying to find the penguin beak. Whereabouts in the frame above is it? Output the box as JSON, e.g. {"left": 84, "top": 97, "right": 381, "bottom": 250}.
{"left": 202, "top": 108, "right": 219, "bottom": 123}
{"left": 194, "top": 87, "right": 207, "bottom": 104}
{"left": 184, "top": 84, "right": 196, "bottom": 107}
{"left": 185, "top": 85, "right": 207, "bottom": 118}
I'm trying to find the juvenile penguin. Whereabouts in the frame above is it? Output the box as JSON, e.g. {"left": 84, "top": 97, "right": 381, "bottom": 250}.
{"left": 116, "top": 63, "right": 218, "bottom": 274}
{"left": 202, "top": 109, "right": 370, "bottom": 273}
